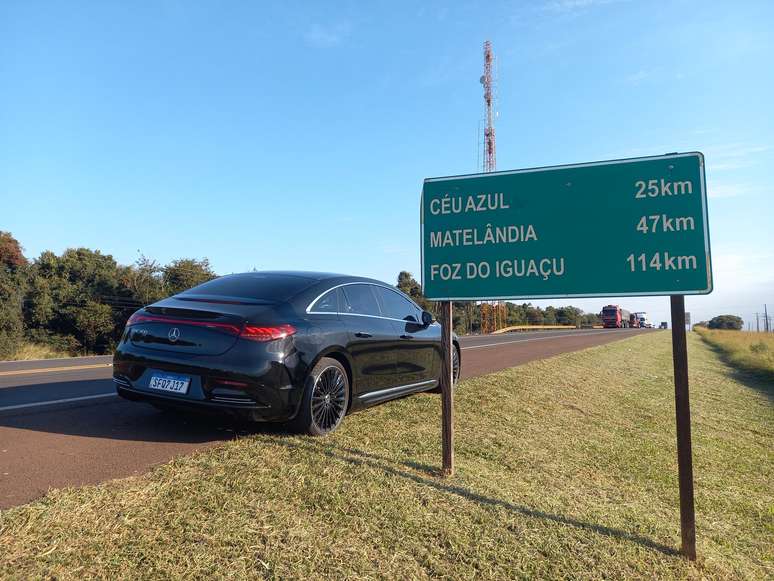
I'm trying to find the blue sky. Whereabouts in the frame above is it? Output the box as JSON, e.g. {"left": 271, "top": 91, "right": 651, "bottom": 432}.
{"left": 2, "top": 0, "right": 772, "bottom": 326}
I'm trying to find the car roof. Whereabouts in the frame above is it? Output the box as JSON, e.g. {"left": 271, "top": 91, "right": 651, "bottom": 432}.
{"left": 225, "top": 271, "right": 388, "bottom": 285}
{"left": 218, "top": 271, "right": 396, "bottom": 305}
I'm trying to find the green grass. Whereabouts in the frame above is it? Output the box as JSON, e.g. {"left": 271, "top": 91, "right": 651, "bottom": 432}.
{"left": 1, "top": 333, "right": 772, "bottom": 579}
{"left": 695, "top": 327, "right": 774, "bottom": 380}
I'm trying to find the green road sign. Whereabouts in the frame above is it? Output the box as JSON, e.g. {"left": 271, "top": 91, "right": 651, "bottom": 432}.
{"left": 421, "top": 152, "right": 712, "bottom": 300}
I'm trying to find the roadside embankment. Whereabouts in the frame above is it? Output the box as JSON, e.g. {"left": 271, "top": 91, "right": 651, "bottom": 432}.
{"left": 0, "top": 332, "right": 771, "bottom": 579}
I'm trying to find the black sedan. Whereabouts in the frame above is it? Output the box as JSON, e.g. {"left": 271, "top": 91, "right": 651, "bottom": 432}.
{"left": 113, "top": 271, "right": 460, "bottom": 435}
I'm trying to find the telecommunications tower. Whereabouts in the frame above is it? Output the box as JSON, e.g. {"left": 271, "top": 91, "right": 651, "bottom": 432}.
{"left": 479, "top": 40, "right": 503, "bottom": 332}
{"left": 481, "top": 40, "right": 497, "bottom": 173}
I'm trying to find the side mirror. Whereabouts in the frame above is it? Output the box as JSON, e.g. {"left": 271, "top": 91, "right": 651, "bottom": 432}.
{"left": 421, "top": 310, "right": 434, "bottom": 327}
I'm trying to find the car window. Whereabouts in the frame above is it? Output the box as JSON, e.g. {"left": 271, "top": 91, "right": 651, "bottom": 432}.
{"left": 375, "top": 287, "right": 419, "bottom": 321}
{"left": 312, "top": 288, "right": 339, "bottom": 313}
{"left": 180, "top": 273, "right": 316, "bottom": 302}
{"left": 341, "top": 284, "right": 381, "bottom": 316}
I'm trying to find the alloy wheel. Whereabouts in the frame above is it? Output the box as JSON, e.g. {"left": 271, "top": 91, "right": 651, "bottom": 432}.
{"left": 311, "top": 366, "right": 347, "bottom": 433}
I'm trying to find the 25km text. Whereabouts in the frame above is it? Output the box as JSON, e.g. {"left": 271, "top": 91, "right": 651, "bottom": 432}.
{"left": 635, "top": 179, "right": 692, "bottom": 198}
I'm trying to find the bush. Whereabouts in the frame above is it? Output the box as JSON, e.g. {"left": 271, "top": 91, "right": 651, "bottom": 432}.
{"left": 708, "top": 315, "right": 743, "bottom": 330}
{"left": 25, "top": 328, "right": 82, "bottom": 355}
{"left": 74, "top": 301, "right": 116, "bottom": 353}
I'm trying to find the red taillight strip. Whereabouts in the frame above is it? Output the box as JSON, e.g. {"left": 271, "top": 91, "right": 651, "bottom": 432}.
{"left": 126, "top": 313, "right": 296, "bottom": 342}
{"left": 241, "top": 324, "right": 296, "bottom": 342}
{"left": 126, "top": 313, "right": 242, "bottom": 335}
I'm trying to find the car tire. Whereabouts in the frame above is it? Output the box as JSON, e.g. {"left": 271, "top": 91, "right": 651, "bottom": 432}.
{"left": 294, "top": 357, "right": 350, "bottom": 436}
{"left": 452, "top": 344, "right": 461, "bottom": 386}
{"left": 430, "top": 344, "right": 461, "bottom": 393}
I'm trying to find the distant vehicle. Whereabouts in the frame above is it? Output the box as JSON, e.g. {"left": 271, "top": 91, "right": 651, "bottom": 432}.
{"left": 660, "top": 322, "right": 668, "bottom": 329}
{"left": 601, "top": 305, "right": 631, "bottom": 328}
{"left": 629, "top": 313, "right": 640, "bottom": 328}
{"left": 635, "top": 312, "right": 650, "bottom": 328}
{"left": 114, "top": 272, "right": 460, "bottom": 436}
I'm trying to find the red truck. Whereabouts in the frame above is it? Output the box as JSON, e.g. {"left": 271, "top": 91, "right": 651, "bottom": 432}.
{"left": 601, "top": 305, "right": 632, "bottom": 328}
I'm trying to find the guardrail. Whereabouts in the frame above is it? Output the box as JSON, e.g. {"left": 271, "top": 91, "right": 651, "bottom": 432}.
{"left": 492, "top": 325, "right": 594, "bottom": 334}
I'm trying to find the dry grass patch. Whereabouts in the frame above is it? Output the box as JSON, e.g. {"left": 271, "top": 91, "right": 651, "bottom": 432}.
{"left": 695, "top": 327, "right": 774, "bottom": 380}
{"left": 10, "top": 341, "right": 73, "bottom": 361}
{"left": 1, "top": 332, "right": 772, "bottom": 579}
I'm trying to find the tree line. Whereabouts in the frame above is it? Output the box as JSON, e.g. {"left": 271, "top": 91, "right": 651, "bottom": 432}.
{"left": 0, "top": 231, "right": 215, "bottom": 358}
{"left": 0, "top": 231, "right": 602, "bottom": 359}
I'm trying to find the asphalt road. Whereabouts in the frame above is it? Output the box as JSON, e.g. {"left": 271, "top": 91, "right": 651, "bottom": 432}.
{"left": 0, "top": 328, "right": 647, "bottom": 509}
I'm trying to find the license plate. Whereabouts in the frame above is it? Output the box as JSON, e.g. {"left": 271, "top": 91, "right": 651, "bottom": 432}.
{"left": 148, "top": 373, "right": 191, "bottom": 394}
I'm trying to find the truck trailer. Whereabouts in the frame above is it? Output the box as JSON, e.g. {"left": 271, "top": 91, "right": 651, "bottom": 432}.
{"left": 601, "top": 305, "right": 631, "bottom": 328}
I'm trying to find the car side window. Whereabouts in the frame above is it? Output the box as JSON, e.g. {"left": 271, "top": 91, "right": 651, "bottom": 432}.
{"left": 375, "top": 287, "right": 420, "bottom": 322}
{"left": 341, "top": 284, "right": 381, "bottom": 316}
{"left": 312, "top": 288, "right": 339, "bottom": 313}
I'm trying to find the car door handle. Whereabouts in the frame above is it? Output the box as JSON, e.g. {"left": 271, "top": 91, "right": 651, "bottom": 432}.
{"left": 400, "top": 334, "right": 414, "bottom": 340}
{"left": 355, "top": 332, "right": 372, "bottom": 338}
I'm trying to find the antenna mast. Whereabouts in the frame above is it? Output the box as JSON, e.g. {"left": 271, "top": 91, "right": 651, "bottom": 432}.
{"left": 479, "top": 40, "right": 503, "bottom": 333}
{"left": 482, "top": 40, "right": 497, "bottom": 173}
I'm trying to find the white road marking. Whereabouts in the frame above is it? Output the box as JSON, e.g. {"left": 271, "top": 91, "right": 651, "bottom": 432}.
{"left": 0, "top": 363, "right": 112, "bottom": 377}
{"left": 460, "top": 329, "right": 625, "bottom": 350}
{"left": 0, "top": 393, "right": 116, "bottom": 412}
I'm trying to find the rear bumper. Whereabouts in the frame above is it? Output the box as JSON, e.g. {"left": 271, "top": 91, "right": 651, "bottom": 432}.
{"left": 112, "top": 337, "right": 306, "bottom": 422}
{"left": 114, "top": 379, "right": 298, "bottom": 422}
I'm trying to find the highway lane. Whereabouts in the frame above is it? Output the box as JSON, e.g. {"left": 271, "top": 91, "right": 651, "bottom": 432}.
{"left": 0, "top": 328, "right": 647, "bottom": 509}
{"left": 0, "top": 359, "right": 113, "bottom": 409}
{"left": 0, "top": 329, "right": 626, "bottom": 409}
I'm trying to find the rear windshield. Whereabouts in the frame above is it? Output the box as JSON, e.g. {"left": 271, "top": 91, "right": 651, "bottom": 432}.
{"left": 178, "top": 274, "right": 316, "bottom": 302}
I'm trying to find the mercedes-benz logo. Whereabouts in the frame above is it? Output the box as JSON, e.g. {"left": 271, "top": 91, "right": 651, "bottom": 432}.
{"left": 168, "top": 327, "right": 181, "bottom": 343}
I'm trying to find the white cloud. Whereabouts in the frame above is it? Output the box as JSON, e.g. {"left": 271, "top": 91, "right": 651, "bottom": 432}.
{"left": 712, "top": 251, "right": 774, "bottom": 288}
{"left": 706, "top": 182, "right": 753, "bottom": 199}
{"left": 543, "top": 0, "right": 626, "bottom": 13}
{"left": 304, "top": 22, "right": 351, "bottom": 48}
{"left": 702, "top": 143, "right": 769, "bottom": 171}
{"left": 625, "top": 69, "right": 653, "bottom": 85}
{"left": 624, "top": 68, "right": 686, "bottom": 86}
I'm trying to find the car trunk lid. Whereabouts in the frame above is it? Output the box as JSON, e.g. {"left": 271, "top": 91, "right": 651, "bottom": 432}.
{"left": 127, "top": 300, "right": 276, "bottom": 356}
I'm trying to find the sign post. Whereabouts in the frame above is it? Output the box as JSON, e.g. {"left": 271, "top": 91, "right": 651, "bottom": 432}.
{"left": 421, "top": 153, "right": 711, "bottom": 558}
{"left": 670, "top": 295, "right": 697, "bottom": 560}
{"left": 439, "top": 300, "right": 454, "bottom": 476}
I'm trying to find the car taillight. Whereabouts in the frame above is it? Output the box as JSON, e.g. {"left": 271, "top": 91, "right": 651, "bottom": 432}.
{"left": 240, "top": 324, "right": 296, "bottom": 342}
{"left": 125, "top": 312, "right": 242, "bottom": 335}
{"left": 126, "top": 312, "right": 144, "bottom": 326}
